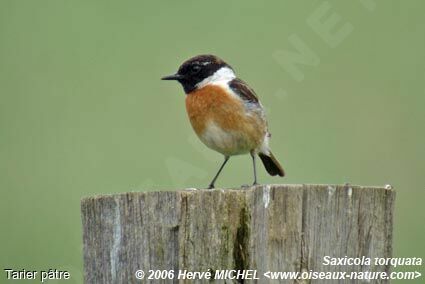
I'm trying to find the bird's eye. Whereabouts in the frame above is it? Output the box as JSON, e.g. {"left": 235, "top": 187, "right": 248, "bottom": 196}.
{"left": 191, "top": 65, "right": 201, "bottom": 74}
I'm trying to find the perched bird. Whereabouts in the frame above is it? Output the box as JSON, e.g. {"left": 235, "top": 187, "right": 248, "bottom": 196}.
{"left": 162, "top": 55, "right": 284, "bottom": 188}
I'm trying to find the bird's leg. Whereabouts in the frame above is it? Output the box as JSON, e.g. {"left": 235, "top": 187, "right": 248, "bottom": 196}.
{"left": 208, "top": 156, "right": 230, "bottom": 189}
{"left": 250, "top": 151, "right": 258, "bottom": 186}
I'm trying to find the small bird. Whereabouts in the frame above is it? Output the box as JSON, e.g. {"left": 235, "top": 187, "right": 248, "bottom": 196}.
{"left": 162, "top": 55, "right": 284, "bottom": 188}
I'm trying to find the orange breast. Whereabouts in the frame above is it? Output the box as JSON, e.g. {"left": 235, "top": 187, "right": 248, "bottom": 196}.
{"left": 185, "top": 84, "right": 266, "bottom": 154}
{"left": 185, "top": 84, "right": 244, "bottom": 134}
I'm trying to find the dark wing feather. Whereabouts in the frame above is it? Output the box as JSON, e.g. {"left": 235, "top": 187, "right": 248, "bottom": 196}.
{"left": 229, "top": 78, "right": 259, "bottom": 104}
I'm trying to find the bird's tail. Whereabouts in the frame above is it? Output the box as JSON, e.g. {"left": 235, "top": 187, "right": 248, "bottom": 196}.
{"left": 258, "top": 151, "right": 285, "bottom": 177}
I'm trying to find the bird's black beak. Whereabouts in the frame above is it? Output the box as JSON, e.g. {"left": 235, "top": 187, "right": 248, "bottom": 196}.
{"left": 161, "top": 73, "right": 184, "bottom": 81}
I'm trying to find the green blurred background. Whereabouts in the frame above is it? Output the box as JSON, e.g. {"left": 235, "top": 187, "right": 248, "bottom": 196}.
{"left": 1, "top": 0, "right": 424, "bottom": 282}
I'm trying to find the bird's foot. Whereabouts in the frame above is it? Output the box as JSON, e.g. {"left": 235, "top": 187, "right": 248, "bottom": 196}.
{"left": 208, "top": 184, "right": 215, "bottom": 189}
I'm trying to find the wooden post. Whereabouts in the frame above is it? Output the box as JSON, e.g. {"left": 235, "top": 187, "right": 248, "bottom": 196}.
{"left": 81, "top": 184, "right": 395, "bottom": 283}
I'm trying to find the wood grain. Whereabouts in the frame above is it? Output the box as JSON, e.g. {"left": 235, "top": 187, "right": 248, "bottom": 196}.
{"left": 81, "top": 184, "right": 395, "bottom": 283}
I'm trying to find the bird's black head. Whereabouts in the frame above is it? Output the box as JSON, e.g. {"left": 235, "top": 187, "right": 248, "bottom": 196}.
{"left": 162, "top": 54, "right": 233, "bottom": 94}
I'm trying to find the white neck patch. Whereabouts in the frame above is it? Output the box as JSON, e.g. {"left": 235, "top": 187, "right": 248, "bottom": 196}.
{"left": 195, "top": 67, "right": 236, "bottom": 89}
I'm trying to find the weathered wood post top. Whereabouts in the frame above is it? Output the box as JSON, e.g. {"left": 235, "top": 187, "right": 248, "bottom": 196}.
{"left": 81, "top": 184, "right": 395, "bottom": 283}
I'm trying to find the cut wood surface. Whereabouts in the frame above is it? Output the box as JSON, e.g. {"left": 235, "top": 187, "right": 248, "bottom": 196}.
{"left": 81, "top": 184, "right": 395, "bottom": 283}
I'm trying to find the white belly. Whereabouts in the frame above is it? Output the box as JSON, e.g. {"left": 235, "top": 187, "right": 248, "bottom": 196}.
{"left": 199, "top": 121, "right": 260, "bottom": 156}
